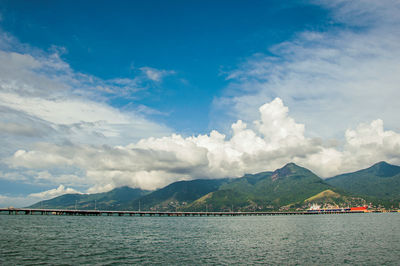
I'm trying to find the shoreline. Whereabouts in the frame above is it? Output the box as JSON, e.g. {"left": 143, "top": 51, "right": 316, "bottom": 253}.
{"left": 2, "top": 207, "right": 398, "bottom": 217}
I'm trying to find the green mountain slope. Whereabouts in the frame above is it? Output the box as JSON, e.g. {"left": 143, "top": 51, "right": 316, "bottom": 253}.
{"left": 128, "top": 179, "right": 230, "bottom": 211}
{"left": 185, "top": 163, "right": 334, "bottom": 211}
{"left": 326, "top": 161, "right": 400, "bottom": 200}
{"left": 304, "top": 189, "right": 366, "bottom": 208}
{"left": 29, "top": 162, "right": 399, "bottom": 211}
{"left": 29, "top": 186, "right": 149, "bottom": 210}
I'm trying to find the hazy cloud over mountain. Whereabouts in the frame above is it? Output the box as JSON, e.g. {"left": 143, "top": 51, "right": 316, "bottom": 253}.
{"left": 5, "top": 98, "right": 400, "bottom": 196}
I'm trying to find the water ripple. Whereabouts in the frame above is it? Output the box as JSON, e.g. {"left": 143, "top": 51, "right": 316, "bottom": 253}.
{"left": 0, "top": 214, "right": 399, "bottom": 265}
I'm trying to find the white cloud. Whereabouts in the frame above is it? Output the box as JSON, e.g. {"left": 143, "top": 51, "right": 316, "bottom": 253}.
{"left": 0, "top": 91, "right": 172, "bottom": 145}
{"left": 9, "top": 148, "right": 73, "bottom": 169}
{"left": 320, "top": 0, "right": 400, "bottom": 26}
{"left": 29, "top": 185, "right": 81, "bottom": 199}
{"left": 0, "top": 121, "right": 43, "bottom": 137}
{"left": 140, "top": 67, "right": 175, "bottom": 82}
{"left": 0, "top": 92, "right": 129, "bottom": 125}
{"left": 6, "top": 98, "right": 400, "bottom": 195}
{"left": 256, "top": 98, "right": 305, "bottom": 148}
{"left": 342, "top": 119, "right": 400, "bottom": 169}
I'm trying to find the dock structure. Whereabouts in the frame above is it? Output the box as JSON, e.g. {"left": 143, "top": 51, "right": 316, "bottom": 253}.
{"left": 0, "top": 208, "right": 373, "bottom": 217}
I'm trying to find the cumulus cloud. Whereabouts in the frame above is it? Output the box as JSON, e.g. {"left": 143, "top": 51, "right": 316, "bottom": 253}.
{"left": 6, "top": 98, "right": 400, "bottom": 195}
{"left": 29, "top": 185, "right": 81, "bottom": 199}
{"left": 212, "top": 0, "right": 400, "bottom": 139}
{"left": 342, "top": 120, "right": 400, "bottom": 169}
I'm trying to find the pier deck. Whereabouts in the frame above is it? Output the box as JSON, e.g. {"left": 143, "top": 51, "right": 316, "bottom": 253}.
{"left": 0, "top": 208, "right": 374, "bottom": 216}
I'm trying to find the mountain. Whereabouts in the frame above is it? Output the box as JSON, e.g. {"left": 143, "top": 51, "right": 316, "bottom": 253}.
{"left": 128, "top": 179, "right": 230, "bottom": 211}
{"left": 29, "top": 162, "right": 400, "bottom": 211}
{"left": 185, "top": 163, "right": 336, "bottom": 211}
{"left": 326, "top": 161, "right": 400, "bottom": 201}
{"left": 29, "top": 186, "right": 149, "bottom": 210}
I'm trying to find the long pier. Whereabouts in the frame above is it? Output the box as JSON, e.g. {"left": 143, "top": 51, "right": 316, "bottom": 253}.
{"left": 0, "top": 208, "right": 376, "bottom": 217}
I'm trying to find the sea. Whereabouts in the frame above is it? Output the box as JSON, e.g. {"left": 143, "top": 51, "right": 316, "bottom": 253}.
{"left": 0, "top": 213, "right": 399, "bottom": 265}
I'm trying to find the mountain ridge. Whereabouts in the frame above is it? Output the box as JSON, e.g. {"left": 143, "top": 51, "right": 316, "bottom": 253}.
{"left": 29, "top": 161, "right": 400, "bottom": 210}
{"left": 326, "top": 161, "right": 400, "bottom": 203}
{"left": 184, "top": 162, "right": 334, "bottom": 211}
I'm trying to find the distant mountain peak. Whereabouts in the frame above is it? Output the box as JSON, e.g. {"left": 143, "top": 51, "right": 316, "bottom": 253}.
{"left": 281, "top": 162, "right": 305, "bottom": 170}
{"left": 270, "top": 162, "right": 317, "bottom": 182}
{"left": 372, "top": 161, "right": 390, "bottom": 167}
{"left": 326, "top": 161, "right": 400, "bottom": 202}
{"left": 368, "top": 161, "right": 400, "bottom": 177}
{"left": 283, "top": 162, "right": 297, "bottom": 168}
{"left": 271, "top": 162, "right": 298, "bottom": 181}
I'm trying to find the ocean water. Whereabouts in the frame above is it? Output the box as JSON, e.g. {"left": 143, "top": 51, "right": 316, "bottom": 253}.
{"left": 0, "top": 213, "right": 399, "bottom": 265}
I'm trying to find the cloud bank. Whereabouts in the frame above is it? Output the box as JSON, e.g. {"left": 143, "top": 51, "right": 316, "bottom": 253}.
{"left": 6, "top": 98, "right": 400, "bottom": 195}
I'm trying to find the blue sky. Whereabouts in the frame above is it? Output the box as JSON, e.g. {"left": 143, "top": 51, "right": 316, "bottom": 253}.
{"left": 0, "top": 0, "right": 331, "bottom": 134}
{"left": 1, "top": 1, "right": 400, "bottom": 206}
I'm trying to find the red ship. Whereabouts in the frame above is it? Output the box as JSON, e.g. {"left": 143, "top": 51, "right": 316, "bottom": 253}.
{"left": 350, "top": 206, "right": 368, "bottom": 211}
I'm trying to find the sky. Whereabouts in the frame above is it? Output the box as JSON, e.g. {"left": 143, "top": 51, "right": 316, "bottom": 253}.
{"left": 0, "top": 0, "right": 400, "bottom": 207}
